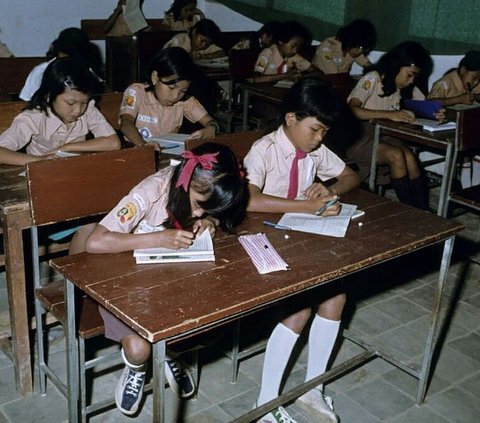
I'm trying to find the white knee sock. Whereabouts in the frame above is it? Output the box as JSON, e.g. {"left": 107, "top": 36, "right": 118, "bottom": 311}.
{"left": 257, "top": 323, "right": 299, "bottom": 406}
{"left": 121, "top": 348, "right": 146, "bottom": 372}
{"left": 305, "top": 315, "right": 340, "bottom": 384}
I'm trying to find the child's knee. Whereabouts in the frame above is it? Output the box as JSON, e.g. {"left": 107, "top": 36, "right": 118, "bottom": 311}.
{"left": 122, "top": 335, "right": 151, "bottom": 363}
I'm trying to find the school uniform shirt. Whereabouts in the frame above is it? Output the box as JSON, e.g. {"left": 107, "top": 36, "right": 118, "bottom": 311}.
{"left": 347, "top": 71, "right": 425, "bottom": 111}
{"left": 243, "top": 125, "right": 345, "bottom": 199}
{"left": 254, "top": 44, "right": 311, "bottom": 75}
{"left": 428, "top": 70, "right": 480, "bottom": 99}
{"left": 119, "top": 83, "right": 208, "bottom": 139}
{"left": 0, "top": 42, "right": 13, "bottom": 57}
{"left": 99, "top": 166, "right": 174, "bottom": 234}
{"left": 162, "top": 32, "right": 224, "bottom": 58}
{"left": 312, "top": 37, "right": 370, "bottom": 74}
{"left": 162, "top": 12, "right": 203, "bottom": 31}
{"left": 19, "top": 59, "right": 54, "bottom": 101}
{"left": 0, "top": 100, "right": 116, "bottom": 156}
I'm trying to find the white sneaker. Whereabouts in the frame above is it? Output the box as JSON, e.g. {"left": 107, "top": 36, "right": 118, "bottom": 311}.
{"left": 296, "top": 388, "right": 338, "bottom": 422}
{"left": 258, "top": 406, "right": 298, "bottom": 423}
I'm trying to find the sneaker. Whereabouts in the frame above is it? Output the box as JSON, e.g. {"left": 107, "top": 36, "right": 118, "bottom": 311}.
{"left": 296, "top": 388, "right": 338, "bottom": 423}
{"left": 115, "top": 365, "right": 146, "bottom": 416}
{"left": 258, "top": 406, "right": 298, "bottom": 423}
{"left": 165, "top": 359, "right": 195, "bottom": 399}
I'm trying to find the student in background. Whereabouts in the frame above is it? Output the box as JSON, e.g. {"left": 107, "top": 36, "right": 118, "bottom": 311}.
{"left": 428, "top": 50, "right": 480, "bottom": 106}
{"left": 85, "top": 142, "right": 248, "bottom": 416}
{"left": 312, "top": 19, "right": 376, "bottom": 74}
{"left": 0, "top": 58, "right": 120, "bottom": 166}
{"left": 347, "top": 41, "right": 440, "bottom": 209}
{"left": 232, "top": 20, "right": 280, "bottom": 50}
{"left": 244, "top": 78, "right": 360, "bottom": 423}
{"left": 119, "top": 47, "right": 220, "bottom": 146}
{"left": 163, "top": 18, "right": 225, "bottom": 60}
{"left": 162, "top": 0, "right": 205, "bottom": 31}
{"left": 253, "top": 21, "right": 319, "bottom": 83}
{"left": 19, "top": 27, "right": 103, "bottom": 101}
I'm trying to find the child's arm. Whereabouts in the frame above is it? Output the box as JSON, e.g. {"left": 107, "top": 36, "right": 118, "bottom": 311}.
{"left": 103, "top": 0, "right": 127, "bottom": 33}
{"left": 348, "top": 98, "right": 416, "bottom": 123}
{"left": 57, "top": 134, "right": 121, "bottom": 154}
{"left": 0, "top": 146, "right": 52, "bottom": 166}
{"left": 428, "top": 93, "right": 475, "bottom": 106}
{"left": 119, "top": 114, "right": 146, "bottom": 146}
{"left": 303, "top": 165, "right": 360, "bottom": 199}
{"left": 189, "top": 115, "right": 219, "bottom": 139}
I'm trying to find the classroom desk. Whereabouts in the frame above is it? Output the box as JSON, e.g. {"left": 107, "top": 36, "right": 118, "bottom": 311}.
{"left": 50, "top": 189, "right": 463, "bottom": 422}
{"left": 0, "top": 165, "right": 33, "bottom": 395}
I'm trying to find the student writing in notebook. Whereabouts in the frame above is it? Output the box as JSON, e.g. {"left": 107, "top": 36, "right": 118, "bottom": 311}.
{"left": 243, "top": 78, "right": 360, "bottom": 423}
{"left": 428, "top": 50, "right": 480, "bottom": 106}
{"left": 85, "top": 142, "right": 248, "bottom": 416}
{"left": 0, "top": 58, "right": 120, "bottom": 166}
{"left": 119, "top": 47, "right": 220, "bottom": 147}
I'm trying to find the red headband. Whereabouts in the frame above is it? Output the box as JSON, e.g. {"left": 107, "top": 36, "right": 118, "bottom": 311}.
{"left": 175, "top": 151, "right": 219, "bottom": 191}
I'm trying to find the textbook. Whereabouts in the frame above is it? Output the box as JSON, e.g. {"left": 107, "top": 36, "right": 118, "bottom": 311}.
{"left": 404, "top": 99, "right": 442, "bottom": 120}
{"left": 414, "top": 118, "right": 457, "bottom": 132}
{"left": 133, "top": 230, "right": 215, "bottom": 264}
{"left": 147, "top": 133, "right": 190, "bottom": 155}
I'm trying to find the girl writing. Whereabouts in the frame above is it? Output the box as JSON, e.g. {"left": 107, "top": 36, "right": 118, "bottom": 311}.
{"left": 0, "top": 57, "right": 120, "bottom": 166}
{"left": 347, "top": 41, "right": 439, "bottom": 209}
{"left": 119, "top": 47, "right": 220, "bottom": 147}
{"left": 85, "top": 142, "right": 248, "bottom": 415}
{"left": 244, "top": 78, "right": 360, "bottom": 423}
{"left": 162, "top": 0, "right": 205, "bottom": 32}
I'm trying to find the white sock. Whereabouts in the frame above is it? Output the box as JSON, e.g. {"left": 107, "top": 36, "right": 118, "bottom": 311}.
{"left": 257, "top": 323, "right": 299, "bottom": 406}
{"left": 121, "top": 348, "right": 146, "bottom": 372}
{"left": 305, "top": 315, "right": 340, "bottom": 384}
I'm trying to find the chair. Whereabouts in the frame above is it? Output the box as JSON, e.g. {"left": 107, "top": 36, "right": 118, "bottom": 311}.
{"left": 26, "top": 146, "right": 156, "bottom": 421}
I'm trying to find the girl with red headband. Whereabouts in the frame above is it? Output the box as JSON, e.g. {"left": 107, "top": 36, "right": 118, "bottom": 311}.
{"left": 85, "top": 142, "right": 248, "bottom": 416}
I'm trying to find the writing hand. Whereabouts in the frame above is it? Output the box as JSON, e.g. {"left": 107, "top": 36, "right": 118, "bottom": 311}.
{"left": 303, "top": 182, "right": 332, "bottom": 199}
{"left": 434, "top": 107, "right": 446, "bottom": 121}
{"left": 156, "top": 229, "right": 195, "bottom": 249}
{"left": 313, "top": 195, "right": 340, "bottom": 216}
{"left": 391, "top": 110, "right": 416, "bottom": 123}
{"left": 193, "top": 217, "right": 218, "bottom": 237}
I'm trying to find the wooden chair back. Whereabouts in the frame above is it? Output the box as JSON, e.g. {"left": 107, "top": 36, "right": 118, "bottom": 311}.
{"left": 455, "top": 106, "right": 480, "bottom": 151}
{"left": 0, "top": 57, "right": 45, "bottom": 101}
{"left": 94, "top": 92, "right": 124, "bottom": 130}
{"left": 0, "top": 101, "right": 28, "bottom": 133}
{"left": 26, "top": 146, "right": 156, "bottom": 226}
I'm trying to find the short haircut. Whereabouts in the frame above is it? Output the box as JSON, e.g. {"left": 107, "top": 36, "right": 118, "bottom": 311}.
{"left": 258, "top": 21, "right": 280, "bottom": 41}
{"left": 277, "top": 21, "right": 312, "bottom": 46}
{"left": 192, "top": 18, "right": 221, "bottom": 43}
{"left": 166, "top": 0, "right": 197, "bottom": 21}
{"left": 337, "top": 19, "right": 376, "bottom": 53}
{"left": 459, "top": 50, "right": 480, "bottom": 71}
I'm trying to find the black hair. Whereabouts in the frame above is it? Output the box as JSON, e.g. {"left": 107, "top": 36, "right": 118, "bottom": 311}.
{"left": 277, "top": 21, "right": 312, "bottom": 46}
{"left": 369, "top": 41, "right": 432, "bottom": 97}
{"left": 337, "top": 19, "right": 376, "bottom": 54}
{"left": 459, "top": 50, "right": 480, "bottom": 71}
{"left": 167, "top": 143, "right": 248, "bottom": 232}
{"left": 280, "top": 78, "right": 340, "bottom": 127}
{"left": 145, "top": 47, "right": 195, "bottom": 92}
{"left": 258, "top": 21, "right": 280, "bottom": 43}
{"left": 191, "top": 19, "right": 221, "bottom": 43}
{"left": 28, "top": 57, "right": 97, "bottom": 115}
{"left": 166, "top": 0, "right": 197, "bottom": 21}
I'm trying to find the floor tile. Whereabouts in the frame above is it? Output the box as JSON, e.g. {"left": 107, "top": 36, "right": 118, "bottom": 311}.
{"left": 426, "top": 386, "right": 480, "bottom": 423}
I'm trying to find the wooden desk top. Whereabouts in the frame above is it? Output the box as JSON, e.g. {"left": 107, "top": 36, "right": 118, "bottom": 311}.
{"left": 51, "top": 189, "right": 463, "bottom": 344}
{"left": 0, "top": 165, "right": 29, "bottom": 215}
{"left": 241, "top": 82, "right": 287, "bottom": 104}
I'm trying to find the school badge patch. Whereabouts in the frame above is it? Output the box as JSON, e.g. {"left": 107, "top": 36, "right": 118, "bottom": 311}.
{"left": 122, "top": 89, "right": 136, "bottom": 108}
{"left": 116, "top": 202, "right": 137, "bottom": 224}
{"left": 362, "top": 79, "right": 372, "bottom": 90}
{"left": 324, "top": 52, "right": 333, "bottom": 61}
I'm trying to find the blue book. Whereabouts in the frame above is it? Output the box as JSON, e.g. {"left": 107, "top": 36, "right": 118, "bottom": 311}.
{"left": 404, "top": 99, "right": 442, "bottom": 120}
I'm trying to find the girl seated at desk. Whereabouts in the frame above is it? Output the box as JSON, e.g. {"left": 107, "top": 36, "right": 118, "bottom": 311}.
{"left": 0, "top": 57, "right": 120, "bottom": 166}
{"left": 428, "top": 50, "right": 480, "bottom": 106}
{"left": 347, "top": 41, "right": 443, "bottom": 209}
{"left": 162, "top": 0, "right": 205, "bottom": 31}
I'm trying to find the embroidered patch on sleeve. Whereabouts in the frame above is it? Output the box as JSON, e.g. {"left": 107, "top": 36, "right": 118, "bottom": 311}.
{"left": 324, "top": 52, "right": 333, "bottom": 61}
{"left": 122, "top": 89, "right": 136, "bottom": 109}
{"left": 361, "top": 79, "right": 372, "bottom": 91}
{"left": 116, "top": 201, "right": 138, "bottom": 224}
{"left": 256, "top": 57, "right": 267, "bottom": 72}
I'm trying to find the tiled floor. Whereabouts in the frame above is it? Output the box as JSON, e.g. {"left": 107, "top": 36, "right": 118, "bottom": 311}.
{"left": 0, "top": 191, "right": 479, "bottom": 422}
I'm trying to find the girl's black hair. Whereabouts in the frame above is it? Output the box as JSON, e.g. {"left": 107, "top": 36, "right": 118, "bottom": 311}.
{"left": 277, "top": 21, "right": 312, "bottom": 46}
{"left": 369, "top": 41, "right": 432, "bottom": 97}
{"left": 280, "top": 78, "right": 340, "bottom": 127}
{"left": 459, "top": 50, "right": 480, "bottom": 71}
{"left": 191, "top": 19, "right": 221, "bottom": 43}
{"left": 258, "top": 20, "right": 280, "bottom": 43}
{"left": 145, "top": 47, "right": 195, "bottom": 92}
{"left": 166, "top": 0, "right": 197, "bottom": 21}
{"left": 166, "top": 142, "right": 249, "bottom": 232}
{"left": 28, "top": 57, "right": 97, "bottom": 114}
{"left": 337, "top": 19, "right": 376, "bottom": 54}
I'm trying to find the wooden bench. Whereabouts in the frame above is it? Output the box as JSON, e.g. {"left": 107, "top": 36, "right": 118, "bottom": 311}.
{"left": 0, "top": 57, "right": 45, "bottom": 101}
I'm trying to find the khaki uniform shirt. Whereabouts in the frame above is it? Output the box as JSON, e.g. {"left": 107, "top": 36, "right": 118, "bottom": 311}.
{"left": 312, "top": 37, "right": 370, "bottom": 74}
{"left": 100, "top": 166, "right": 174, "bottom": 234}
{"left": 162, "top": 32, "right": 224, "bottom": 58}
{"left": 162, "top": 12, "right": 202, "bottom": 31}
{"left": 243, "top": 125, "right": 345, "bottom": 199}
{"left": 119, "top": 83, "right": 208, "bottom": 139}
{"left": 348, "top": 71, "right": 425, "bottom": 111}
{"left": 254, "top": 44, "right": 311, "bottom": 75}
{"left": 428, "top": 70, "right": 480, "bottom": 99}
{"left": 0, "top": 100, "right": 116, "bottom": 155}
{"left": 0, "top": 42, "right": 13, "bottom": 57}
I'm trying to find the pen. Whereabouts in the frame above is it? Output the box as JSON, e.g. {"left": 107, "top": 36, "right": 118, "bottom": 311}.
{"left": 263, "top": 220, "right": 291, "bottom": 231}
{"left": 314, "top": 197, "right": 340, "bottom": 216}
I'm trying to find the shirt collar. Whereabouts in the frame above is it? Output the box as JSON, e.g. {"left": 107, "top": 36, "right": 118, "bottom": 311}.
{"left": 275, "top": 125, "right": 319, "bottom": 160}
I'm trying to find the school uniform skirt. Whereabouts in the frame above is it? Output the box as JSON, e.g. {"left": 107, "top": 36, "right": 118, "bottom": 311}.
{"left": 99, "top": 305, "right": 136, "bottom": 342}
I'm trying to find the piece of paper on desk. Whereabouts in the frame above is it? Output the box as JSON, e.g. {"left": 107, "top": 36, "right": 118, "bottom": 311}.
{"left": 194, "top": 57, "right": 229, "bottom": 68}
{"left": 123, "top": 0, "right": 148, "bottom": 34}
{"left": 277, "top": 203, "right": 358, "bottom": 238}
{"left": 414, "top": 118, "right": 456, "bottom": 132}
{"left": 274, "top": 80, "right": 294, "bottom": 89}
{"left": 55, "top": 151, "right": 80, "bottom": 158}
{"left": 134, "top": 230, "right": 214, "bottom": 264}
{"left": 238, "top": 233, "right": 289, "bottom": 274}
{"left": 147, "top": 133, "right": 190, "bottom": 155}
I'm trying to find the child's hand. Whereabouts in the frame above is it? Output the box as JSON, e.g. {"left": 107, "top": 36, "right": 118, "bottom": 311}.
{"left": 190, "top": 125, "right": 216, "bottom": 139}
{"left": 303, "top": 182, "right": 332, "bottom": 199}
{"left": 193, "top": 217, "right": 219, "bottom": 237}
{"left": 157, "top": 229, "right": 195, "bottom": 249}
{"left": 434, "top": 108, "right": 446, "bottom": 121}
{"left": 312, "top": 195, "right": 341, "bottom": 216}
{"left": 458, "top": 92, "right": 475, "bottom": 105}
{"left": 390, "top": 110, "right": 415, "bottom": 123}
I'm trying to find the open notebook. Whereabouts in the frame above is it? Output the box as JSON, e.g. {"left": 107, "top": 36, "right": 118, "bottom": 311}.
{"left": 147, "top": 133, "right": 190, "bottom": 155}
{"left": 133, "top": 230, "right": 214, "bottom": 264}
{"left": 414, "top": 118, "right": 456, "bottom": 132}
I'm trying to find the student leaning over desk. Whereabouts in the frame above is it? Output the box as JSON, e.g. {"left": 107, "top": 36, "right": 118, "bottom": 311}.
{"left": 243, "top": 78, "right": 360, "bottom": 423}
{"left": 0, "top": 58, "right": 120, "bottom": 166}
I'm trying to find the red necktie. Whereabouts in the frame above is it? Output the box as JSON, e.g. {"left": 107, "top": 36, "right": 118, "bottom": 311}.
{"left": 277, "top": 60, "right": 287, "bottom": 74}
{"left": 287, "top": 150, "right": 307, "bottom": 199}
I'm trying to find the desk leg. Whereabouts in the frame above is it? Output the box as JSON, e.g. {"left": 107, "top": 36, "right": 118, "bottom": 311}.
{"left": 1, "top": 211, "right": 33, "bottom": 395}
{"left": 417, "top": 235, "right": 455, "bottom": 404}
{"left": 152, "top": 340, "right": 167, "bottom": 423}
{"left": 368, "top": 124, "right": 381, "bottom": 192}
{"left": 438, "top": 143, "right": 456, "bottom": 217}
{"left": 65, "top": 279, "right": 79, "bottom": 422}
{"left": 242, "top": 89, "right": 250, "bottom": 132}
